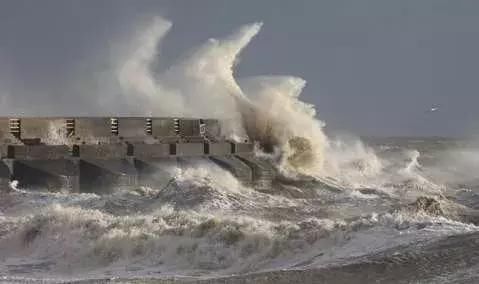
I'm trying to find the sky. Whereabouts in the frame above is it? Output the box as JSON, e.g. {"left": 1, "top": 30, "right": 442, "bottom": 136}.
{"left": 0, "top": 0, "right": 478, "bottom": 137}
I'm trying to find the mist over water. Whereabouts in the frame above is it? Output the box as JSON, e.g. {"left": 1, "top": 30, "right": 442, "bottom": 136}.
{"left": 1, "top": 17, "right": 479, "bottom": 283}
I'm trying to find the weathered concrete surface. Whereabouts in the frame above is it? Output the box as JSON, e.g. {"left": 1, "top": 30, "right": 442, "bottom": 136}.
{"left": 234, "top": 142, "right": 254, "bottom": 153}
{"left": 179, "top": 119, "right": 201, "bottom": 136}
{"left": 176, "top": 143, "right": 204, "bottom": 156}
{"left": 135, "top": 158, "right": 178, "bottom": 188}
{"left": 208, "top": 142, "right": 231, "bottom": 155}
{"left": 0, "top": 160, "right": 11, "bottom": 190}
{"left": 79, "top": 159, "right": 138, "bottom": 193}
{"left": 236, "top": 153, "right": 275, "bottom": 191}
{"left": 117, "top": 117, "right": 148, "bottom": 138}
{"left": 209, "top": 155, "right": 253, "bottom": 187}
{"left": 15, "top": 118, "right": 66, "bottom": 142}
{"left": 74, "top": 118, "right": 112, "bottom": 141}
{"left": 133, "top": 144, "right": 171, "bottom": 159}
{"left": 0, "top": 117, "right": 268, "bottom": 193}
{"left": 203, "top": 119, "right": 221, "bottom": 139}
{"left": 11, "top": 159, "right": 79, "bottom": 192}
{"left": 151, "top": 118, "right": 177, "bottom": 137}
{"left": 78, "top": 144, "right": 129, "bottom": 159}
{"left": 4, "top": 145, "right": 71, "bottom": 159}
{"left": 0, "top": 119, "right": 11, "bottom": 142}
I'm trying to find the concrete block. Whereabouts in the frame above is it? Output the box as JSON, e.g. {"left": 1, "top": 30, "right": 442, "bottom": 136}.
{"left": 0, "top": 118, "right": 16, "bottom": 143}
{"left": 74, "top": 118, "right": 112, "bottom": 140}
{"left": 236, "top": 154, "right": 275, "bottom": 191}
{"left": 0, "top": 160, "right": 11, "bottom": 189}
{"left": 234, "top": 142, "right": 254, "bottom": 153}
{"left": 12, "top": 159, "right": 79, "bottom": 192}
{"left": 209, "top": 155, "right": 253, "bottom": 186}
{"left": 151, "top": 118, "right": 176, "bottom": 137}
{"left": 133, "top": 143, "right": 170, "bottom": 159}
{"left": 0, "top": 159, "right": 10, "bottom": 175}
{"left": 117, "top": 117, "right": 147, "bottom": 138}
{"left": 176, "top": 156, "right": 207, "bottom": 168}
{"left": 79, "top": 159, "right": 138, "bottom": 193}
{"left": 135, "top": 157, "right": 178, "bottom": 187}
{"left": 176, "top": 143, "right": 204, "bottom": 156}
{"left": 5, "top": 145, "right": 71, "bottom": 159}
{"left": 179, "top": 119, "right": 200, "bottom": 136}
{"left": 203, "top": 119, "right": 221, "bottom": 139}
{"left": 208, "top": 142, "right": 231, "bottom": 155}
{"left": 19, "top": 118, "right": 67, "bottom": 143}
{"left": 78, "top": 144, "right": 128, "bottom": 159}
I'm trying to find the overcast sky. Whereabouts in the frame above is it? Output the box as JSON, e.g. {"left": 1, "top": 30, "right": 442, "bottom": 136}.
{"left": 0, "top": 0, "right": 478, "bottom": 137}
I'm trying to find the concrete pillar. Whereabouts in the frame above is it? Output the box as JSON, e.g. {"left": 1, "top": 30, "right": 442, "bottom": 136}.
{"left": 79, "top": 159, "right": 138, "bottom": 194}
{"left": 11, "top": 159, "right": 79, "bottom": 192}
{"left": 236, "top": 154, "right": 275, "bottom": 191}
{"left": 0, "top": 160, "right": 12, "bottom": 190}
{"left": 209, "top": 155, "right": 253, "bottom": 187}
{"left": 134, "top": 157, "right": 178, "bottom": 188}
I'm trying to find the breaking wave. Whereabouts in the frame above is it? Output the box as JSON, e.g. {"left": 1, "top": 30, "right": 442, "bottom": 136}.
{"left": 1, "top": 172, "right": 477, "bottom": 280}
{"left": 115, "top": 17, "right": 327, "bottom": 176}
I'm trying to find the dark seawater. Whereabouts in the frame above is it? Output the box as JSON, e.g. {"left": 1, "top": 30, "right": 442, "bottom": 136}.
{"left": 1, "top": 137, "right": 479, "bottom": 284}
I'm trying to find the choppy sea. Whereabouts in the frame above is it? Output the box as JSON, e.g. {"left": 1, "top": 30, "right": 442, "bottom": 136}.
{"left": 1, "top": 137, "right": 479, "bottom": 284}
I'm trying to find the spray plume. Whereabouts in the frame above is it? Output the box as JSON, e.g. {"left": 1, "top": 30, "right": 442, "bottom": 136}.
{"left": 116, "top": 17, "right": 328, "bottom": 175}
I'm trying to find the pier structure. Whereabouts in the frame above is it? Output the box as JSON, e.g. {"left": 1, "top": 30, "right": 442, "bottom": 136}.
{"left": 0, "top": 117, "right": 274, "bottom": 193}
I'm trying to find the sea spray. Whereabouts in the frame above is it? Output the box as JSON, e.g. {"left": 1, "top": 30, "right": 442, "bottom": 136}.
{"left": 117, "top": 17, "right": 177, "bottom": 116}
{"left": 239, "top": 76, "right": 327, "bottom": 176}
{"left": 114, "top": 17, "right": 446, "bottom": 185}
{"left": 116, "top": 18, "right": 329, "bottom": 176}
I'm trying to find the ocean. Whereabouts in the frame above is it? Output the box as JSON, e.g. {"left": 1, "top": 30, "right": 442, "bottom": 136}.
{"left": 1, "top": 137, "right": 479, "bottom": 283}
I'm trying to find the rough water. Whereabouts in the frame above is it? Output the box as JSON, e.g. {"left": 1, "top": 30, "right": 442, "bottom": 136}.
{"left": 1, "top": 18, "right": 479, "bottom": 283}
{"left": 1, "top": 137, "right": 479, "bottom": 284}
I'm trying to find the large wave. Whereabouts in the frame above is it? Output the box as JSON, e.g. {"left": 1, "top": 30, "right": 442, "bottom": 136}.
{"left": 115, "top": 17, "right": 328, "bottom": 176}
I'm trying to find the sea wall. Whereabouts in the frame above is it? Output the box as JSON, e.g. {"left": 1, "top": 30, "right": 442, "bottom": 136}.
{"left": 0, "top": 117, "right": 271, "bottom": 192}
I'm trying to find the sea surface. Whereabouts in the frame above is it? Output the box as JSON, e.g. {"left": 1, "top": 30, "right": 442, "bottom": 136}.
{"left": 0, "top": 137, "right": 479, "bottom": 283}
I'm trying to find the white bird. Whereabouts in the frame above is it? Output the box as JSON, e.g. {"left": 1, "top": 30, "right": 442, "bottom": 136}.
{"left": 429, "top": 107, "right": 439, "bottom": 112}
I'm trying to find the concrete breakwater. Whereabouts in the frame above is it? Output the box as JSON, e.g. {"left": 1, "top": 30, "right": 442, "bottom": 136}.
{"left": 0, "top": 117, "right": 274, "bottom": 193}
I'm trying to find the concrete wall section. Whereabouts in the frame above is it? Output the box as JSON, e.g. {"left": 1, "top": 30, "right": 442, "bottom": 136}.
{"left": 208, "top": 142, "right": 231, "bottom": 155}
{"left": 234, "top": 143, "right": 254, "bottom": 153}
{"left": 236, "top": 153, "right": 275, "bottom": 191}
{"left": 0, "top": 143, "right": 252, "bottom": 160}
{"left": 81, "top": 159, "right": 137, "bottom": 175}
{"left": 179, "top": 119, "right": 200, "bottom": 136}
{"left": 0, "top": 117, "right": 224, "bottom": 141}
{"left": 117, "top": 118, "right": 147, "bottom": 138}
{"left": 203, "top": 119, "right": 221, "bottom": 139}
{"left": 5, "top": 145, "right": 71, "bottom": 159}
{"left": 133, "top": 143, "right": 170, "bottom": 159}
{"left": 137, "top": 157, "right": 178, "bottom": 171}
{"left": 12, "top": 159, "right": 79, "bottom": 192}
{"left": 79, "top": 159, "right": 138, "bottom": 193}
{"left": 74, "top": 118, "right": 112, "bottom": 140}
{"left": 0, "top": 117, "right": 261, "bottom": 192}
{"left": 134, "top": 157, "right": 178, "bottom": 187}
{"left": 151, "top": 118, "right": 176, "bottom": 137}
{"left": 18, "top": 118, "right": 66, "bottom": 142}
{"left": 0, "top": 119, "right": 16, "bottom": 143}
{"left": 78, "top": 144, "right": 128, "bottom": 159}
{"left": 176, "top": 143, "right": 204, "bottom": 156}
{"left": 209, "top": 155, "right": 253, "bottom": 186}
{"left": 0, "top": 160, "right": 11, "bottom": 189}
